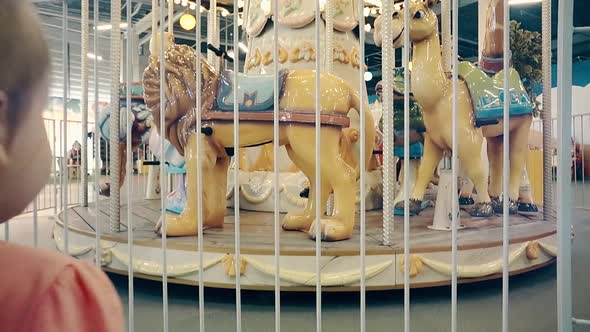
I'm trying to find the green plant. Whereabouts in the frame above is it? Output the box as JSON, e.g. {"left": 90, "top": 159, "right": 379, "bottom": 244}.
{"left": 510, "top": 20, "right": 542, "bottom": 116}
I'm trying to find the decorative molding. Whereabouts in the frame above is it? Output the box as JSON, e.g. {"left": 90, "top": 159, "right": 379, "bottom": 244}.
{"left": 244, "top": 256, "right": 393, "bottom": 286}
{"left": 110, "top": 248, "right": 224, "bottom": 277}
{"left": 52, "top": 226, "right": 93, "bottom": 256}
{"left": 222, "top": 254, "right": 248, "bottom": 277}
{"left": 404, "top": 241, "right": 558, "bottom": 279}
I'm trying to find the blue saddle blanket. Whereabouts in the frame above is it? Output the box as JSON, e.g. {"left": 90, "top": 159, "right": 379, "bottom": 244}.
{"left": 458, "top": 61, "right": 533, "bottom": 126}
{"left": 216, "top": 70, "right": 288, "bottom": 112}
{"left": 394, "top": 142, "right": 424, "bottom": 158}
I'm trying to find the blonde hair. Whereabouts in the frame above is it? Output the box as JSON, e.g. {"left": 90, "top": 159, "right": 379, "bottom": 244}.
{"left": 0, "top": 0, "right": 50, "bottom": 133}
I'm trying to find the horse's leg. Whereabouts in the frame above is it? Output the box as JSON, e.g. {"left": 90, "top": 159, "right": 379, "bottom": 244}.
{"left": 459, "top": 133, "right": 493, "bottom": 217}
{"left": 487, "top": 136, "right": 503, "bottom": 198}
{"left": 282, "top": 127, "right": 330, "bottom": 232}
{"left": 396, "top": 134, "right": 442, "bottom": 214}
{"left": 508, "top": 118, "right": 532, "bottom": 211}
{"left": 203, "top": 155, "right": 229, "bottom": 228}
{"left": 309, "top": 127, "right": 357, "bottom": 241}
{"left": 156, "top": 132, "right": 222, "bottom": 236}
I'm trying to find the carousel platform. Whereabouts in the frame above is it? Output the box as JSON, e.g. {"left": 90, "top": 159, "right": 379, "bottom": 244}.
{"left": 53, "top": 199, "right": 556, "bottom": 291}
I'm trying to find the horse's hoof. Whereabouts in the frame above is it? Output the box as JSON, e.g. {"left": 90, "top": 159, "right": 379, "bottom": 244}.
{"left": 394, "top": 199, "right": 423, "bottom": 216}
{"left": 518, "top": 202, "right": 539, "bottom": 213}
{"left": 469, "top": 202, "right": 494, "bottom": 218}
{"left": 308, "top": 218, "right": 352, "bottom": 242}
{"left": 282, "top": 212, "right": 313, "bottom": 232}
{"left": 459, "top": 196, "right": 475, "bottom": 206}
{"left": 491, "top": 196, "right": 518, "bottom": 215}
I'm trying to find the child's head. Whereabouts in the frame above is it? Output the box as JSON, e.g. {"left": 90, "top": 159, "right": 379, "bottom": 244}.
{"left": 0, "top": 0, "right": 51, "bottom": 221}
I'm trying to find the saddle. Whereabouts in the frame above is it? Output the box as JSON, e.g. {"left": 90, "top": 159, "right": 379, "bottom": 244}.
{"left": 202, "top": 70, "right": 350, "bottom": 127}
{"left": 458, "top": 61, "right": 533, "bottom": 127}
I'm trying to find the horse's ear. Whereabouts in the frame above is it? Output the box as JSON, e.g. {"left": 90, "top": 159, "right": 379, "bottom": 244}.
{"left": 425, "top": 0, "right": 440, "bottom": 8}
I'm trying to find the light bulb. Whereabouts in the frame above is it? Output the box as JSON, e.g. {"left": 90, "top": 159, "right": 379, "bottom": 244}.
{"left": 370, "top": 8, "right": 377, "bottom": 15}
{"left": 221, "top": 9, "right": 229, "bottom": 17}
{"left": 179, "top": 12, "right": 196, "bottom": 30}
{"left": 189, "top": 2, "right": 196, "bottom": 10}
{"left": 364, "top": 71, "right": 373, "bottom": 81}
{"left": 174, "top": 0, "right": 181, "bottom": 4}
{"left": 364, "top": 23, "right": 371, "bottom": 32}
{"left": 181, "top": 0, "right": 188, "bottom": 6}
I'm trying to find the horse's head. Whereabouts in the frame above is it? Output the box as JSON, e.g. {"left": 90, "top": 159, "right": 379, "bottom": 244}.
{"left": 374, "top": 0, "right": 440, "bottom": 49}
{"left": 142, "top": 42, "right": 219, "bottom": 154}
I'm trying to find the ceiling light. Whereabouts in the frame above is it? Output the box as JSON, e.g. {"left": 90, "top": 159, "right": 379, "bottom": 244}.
{"left": 509, "top": 0, "right": 541, "bottom": 4}
{"left": 221, "top": 9, "right": 229, "bottom": 17}
{"left": 370, "top": 8, "right": 377, "bottom": 15}
{"left": 364, "top": 23, "right": 371, "bottom": 32}
{"left": 189, "top": 3, "right": 196, "bottom": 10}
{"left": 179, "top": 12, "right": 196, "bottom": 30}
{"left": 181, "top": 0, "right": 188, "bottom": 6}
{"left": 96, "top": 22, "right": 128, "bottom": 31}
{"left": 364, "top": 71, "right": 373, "bottom": 81}
{"left": 87, "top": 53, "right": 103, "bottom": 61}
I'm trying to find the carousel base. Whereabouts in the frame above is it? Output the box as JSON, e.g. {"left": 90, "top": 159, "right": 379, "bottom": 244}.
{"left": 53, "top": 199, "right": 556, "bottom": 291}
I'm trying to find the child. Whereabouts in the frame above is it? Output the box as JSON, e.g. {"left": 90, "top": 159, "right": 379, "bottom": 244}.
{"left": 0, "top": 1, "right": 124, "bottom": 331}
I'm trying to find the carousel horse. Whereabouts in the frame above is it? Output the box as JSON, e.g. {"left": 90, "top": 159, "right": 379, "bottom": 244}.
{"left": 457, "top": 0, "right": 539, "bottom": 214}
{"left": 378, "top": 0, "right": 532, "bottom": 217}
{"left": 142, "top": 39, "right": 376, "bottom": 241}
{"left": 97, "top": 83, "right": 153, "bottom": 196}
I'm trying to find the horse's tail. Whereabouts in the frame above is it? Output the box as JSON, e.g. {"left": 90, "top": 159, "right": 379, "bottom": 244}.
{"left": 340, "top": 91, "right": 377, "bottom": 178}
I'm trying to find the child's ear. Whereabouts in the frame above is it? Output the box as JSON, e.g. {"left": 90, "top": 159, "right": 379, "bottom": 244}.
{"left": 0, "top": 91, "right": 10, "bottom": 167}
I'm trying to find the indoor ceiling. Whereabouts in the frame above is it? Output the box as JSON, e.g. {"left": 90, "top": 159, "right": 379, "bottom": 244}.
{"left": 33, "top": 0, "right": 590, "bottom": 97}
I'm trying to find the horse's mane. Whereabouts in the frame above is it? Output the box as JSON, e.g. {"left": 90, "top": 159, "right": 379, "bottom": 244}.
{"left": 143, "top": 43, "right": 219, "bottom": 155}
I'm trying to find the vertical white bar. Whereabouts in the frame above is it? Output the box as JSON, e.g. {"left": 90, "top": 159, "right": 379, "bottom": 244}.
{"left": 502, "top": 0, "right": 510, "bottom": 330}
{"left": 62, "top": 0, "right": 69, "bottom": 255}
{"left": 81, "top": 0, "right": 90, "bottom": 207}
{"left": 195, "top": 1, "right": 205, "bottom": 331}
{"left": 541, "top": 0, "right": 553, "bottom": 217}
{"left": 110, "top": 0, "right": 122, "bottom": 233}
{"left": 126, "top": 1, "right": 135, "bottom": 331}
{"left": 233, "top": 1, "right": 242, "bottom": 330}
{"left": 94, "top": 0, "right": 101, "bottom": 269}
{"left": 167, "top": 0, "right": 173, "bottom": 33}
{"left": 581, "top": 115, "right": 586, "bottom": 203}
{"left": 556, "top": 0, "right": 573, "bottom": 330}
{"left": 158, "top": 0, "right": 169, "bottom": 331}
{"left": 33, "top": 197, "right": 38, "bottom": 247}
{"left": 314, "top": 0, "right": 322, "bottom": 330}
{"left": 402, "top": 0, "right": 410, "bottom": 330}
{"left": 381, "top": 0, "right": 394, "bottom": 245}
{"left": 357, "top": 1, "right": 366, "bottom": 332}
{"left": 53, "top": 120, "right": 58, "bottom": 215}
{"left": 451, "top": 0, "right": 459, "bottom": 330}
{"left": 272, "top": 0, "right": 281, "bottom": 331}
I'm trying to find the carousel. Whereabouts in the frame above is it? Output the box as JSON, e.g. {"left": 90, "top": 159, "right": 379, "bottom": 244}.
{"left": 54, "top": 0, "right": 557, "bottom": 291}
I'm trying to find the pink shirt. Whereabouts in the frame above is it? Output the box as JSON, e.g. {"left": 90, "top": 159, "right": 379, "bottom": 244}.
{"left": 0, "top": 242, "right": 124, "bottom": 332}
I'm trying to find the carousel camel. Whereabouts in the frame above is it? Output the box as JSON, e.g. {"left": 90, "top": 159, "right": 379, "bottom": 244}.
{"left": 388, "top": 0, "right": 532, "bottom": 216}
{"left": 143, "top": 42, "right": 375, "bottom": 241}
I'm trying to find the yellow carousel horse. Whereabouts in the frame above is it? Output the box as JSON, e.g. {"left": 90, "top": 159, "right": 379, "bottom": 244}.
{"left": 384, "top": 0, "right": 532, "bottom": 217}
{"left": 143, "top": 40, "right": 375, "bottom": 241}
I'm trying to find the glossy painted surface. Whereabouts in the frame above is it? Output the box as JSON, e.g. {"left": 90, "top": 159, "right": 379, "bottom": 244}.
{"left": 143, "top": 42, "right": 376, "bottom": 241}
{"left": 376, "top": 0, "right": 532, "bottom": 214}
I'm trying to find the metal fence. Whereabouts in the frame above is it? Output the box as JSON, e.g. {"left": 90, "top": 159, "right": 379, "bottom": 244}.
{"left": 7, "top": 0, "right": 588, "bottom": 331}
